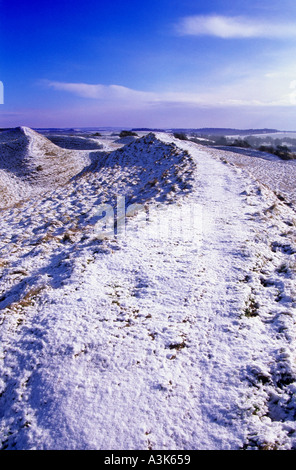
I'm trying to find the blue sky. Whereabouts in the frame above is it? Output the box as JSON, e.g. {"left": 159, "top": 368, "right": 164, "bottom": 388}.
{"left": 1, "top": 0, "right": 296, "bottom": 129}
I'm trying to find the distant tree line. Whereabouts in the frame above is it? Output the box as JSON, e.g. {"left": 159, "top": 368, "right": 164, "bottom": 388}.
{"left": 257, "top": 144, "right": 294, "bottom": 160}
{"left": 173, "top": 132, "right": 188, "bottom": 141}
{"left": 119, "top": 130, "right": 138, "bottom": 138}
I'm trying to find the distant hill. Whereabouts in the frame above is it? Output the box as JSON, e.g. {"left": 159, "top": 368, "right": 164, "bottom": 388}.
{"left": 174, "top": 128, "right": 279, "bottom": 136}
{"left": 132, "top": 128, "right": 167, "bottom": 132}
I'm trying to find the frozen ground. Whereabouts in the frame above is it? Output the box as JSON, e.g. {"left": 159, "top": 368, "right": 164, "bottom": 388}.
{"left": 0, "top": 127, "right": 91, "bottom": 209}
{"left": 213, "top": 145, "right": 296, "bottom": 208}
{"left": 0, "top": 129, "right": 296, "bottom": 450}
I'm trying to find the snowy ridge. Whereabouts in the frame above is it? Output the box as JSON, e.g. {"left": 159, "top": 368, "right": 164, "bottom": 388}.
{"left": 89, "top": 132, "right": 196, "bottom": 206}
{"left": 0, "top": 130, "right": 296, "bottom": 449}
{"left": 0, "top": 127, "right": 91, "bottom": 208}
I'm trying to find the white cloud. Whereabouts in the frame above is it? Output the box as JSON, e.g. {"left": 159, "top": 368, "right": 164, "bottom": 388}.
{"left": 176, "top": 15, "right": 296, "bottom": 39}
{"left": 46, "top": 80, "right": 209, "bottom": 106}
{"left": 45, "top": 69, "right": 296, "bottom": 110}
{"left": 46, "top": 81, "right": 156, "bottom": 102}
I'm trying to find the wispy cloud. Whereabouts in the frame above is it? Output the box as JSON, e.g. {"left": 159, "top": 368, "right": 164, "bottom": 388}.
{"left": 45, "top": 75, "right": 296, "bottom": 109}
{"left": 46, "top": 80, "right": 217, "bottom": 106}
{"left": 176, "top": 15, "right": 296, "bottom": 39}
{"left": 46, "top": 81, "right": 156, "bottom": 102}
{"left": 45, "top": 80, "right": 209, "bottom": 106}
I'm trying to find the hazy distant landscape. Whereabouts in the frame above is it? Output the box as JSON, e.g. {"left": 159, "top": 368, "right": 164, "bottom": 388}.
{"left": 36, "top": 126, "right": 296, "bottom": 157}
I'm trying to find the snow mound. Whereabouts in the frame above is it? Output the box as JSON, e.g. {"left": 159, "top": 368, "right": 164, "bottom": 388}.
{"left": 0, "top": 127, "right": 91, "bottom": 208}
{"left": 88, "top": 132, "right": 197, "bottom": 206}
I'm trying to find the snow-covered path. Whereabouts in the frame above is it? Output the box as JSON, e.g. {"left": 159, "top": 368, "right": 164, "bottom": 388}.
{"left": 1, "top": 133, "right": 296, "bottom": 450}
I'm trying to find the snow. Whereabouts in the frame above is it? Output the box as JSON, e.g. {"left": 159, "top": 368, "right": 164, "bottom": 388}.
{"left": 45, "top": 133, "right": 104, "bottom": 150}
{"left": 0, "top": 126, "right": 91, "bottom": 208}
{"left": 210, "top": 145, "right": 296, "bottom": 207}
{"left": 0, "top": 129, "right": 296, "bottom": 450}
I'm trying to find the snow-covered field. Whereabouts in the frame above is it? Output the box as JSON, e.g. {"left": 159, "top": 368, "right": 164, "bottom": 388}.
{"left": 0, "top": 127, "right": 296, "bottom": 450}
